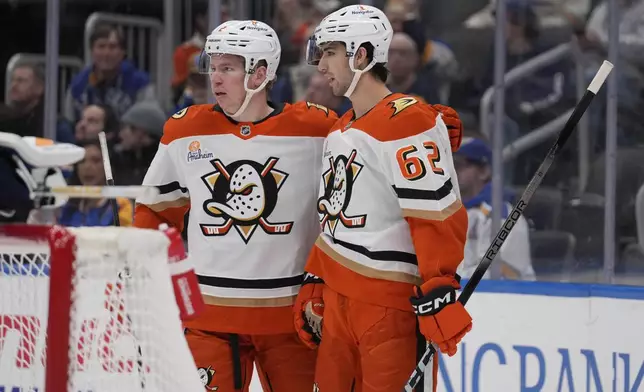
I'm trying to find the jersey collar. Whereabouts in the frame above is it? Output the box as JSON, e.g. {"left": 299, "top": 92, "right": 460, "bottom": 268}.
{"left": 212, "top": 101, "right": 285, "bottom": 126}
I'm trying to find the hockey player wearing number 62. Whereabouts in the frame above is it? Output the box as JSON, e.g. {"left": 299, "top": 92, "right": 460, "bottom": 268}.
{"left": 293, "top": 5, "right": 472, "bottom": 392}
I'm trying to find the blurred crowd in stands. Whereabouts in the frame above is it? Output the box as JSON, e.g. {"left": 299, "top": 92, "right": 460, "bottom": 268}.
{"left": 1, "top": 0, "right": 644, "bottom": 283}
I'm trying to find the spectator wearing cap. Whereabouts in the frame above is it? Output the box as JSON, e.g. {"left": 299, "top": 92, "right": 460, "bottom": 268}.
{"left": 112, "top": 101, "right": 166, "bottom": 186}
{"left": 64, "top": 24, "right": 155, "bottom": 124}
{"left": 454, "top": 135, "right": 536, "bottom": 281}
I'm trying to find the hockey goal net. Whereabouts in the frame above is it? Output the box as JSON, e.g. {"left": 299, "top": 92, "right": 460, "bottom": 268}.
{"left": 0, "top": 224, "right": 203, "bottom": 391}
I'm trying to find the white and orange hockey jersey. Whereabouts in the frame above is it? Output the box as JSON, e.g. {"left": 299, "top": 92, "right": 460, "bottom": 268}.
{"left": 305, "top": 93, "right": 469, "bottom": 312}
{"left": 134, "top": 102, "right": 338, "bottom": 334}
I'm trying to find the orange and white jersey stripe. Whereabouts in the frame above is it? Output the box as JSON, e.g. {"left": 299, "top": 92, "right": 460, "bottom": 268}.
{"left": 134, "top": 102, "right": 338, "bottom": 334}
{"left": 306, "top": 93, "right": 469, "bottom": 312}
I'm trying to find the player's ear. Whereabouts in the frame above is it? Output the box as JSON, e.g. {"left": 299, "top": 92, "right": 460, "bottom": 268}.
{"left": 353, "top": 46, "right": 369, "bottom": 70}
{"left": 251, "top": 64, "right": 268, "bottom": 89}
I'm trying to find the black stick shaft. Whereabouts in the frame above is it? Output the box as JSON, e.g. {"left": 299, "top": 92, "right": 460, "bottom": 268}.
{"left": 459, "top": 88, "right": 596, "bottom": 304}
{"left": 402, "top": 60, "right": 613, "bottom": 392}
{"left": 106, "top": 178, "right": 121, "bottom": 227}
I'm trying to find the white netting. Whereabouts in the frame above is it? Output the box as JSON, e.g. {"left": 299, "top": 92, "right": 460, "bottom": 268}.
{"left": 0, "top": 225, "right": 203, "bottom": 392}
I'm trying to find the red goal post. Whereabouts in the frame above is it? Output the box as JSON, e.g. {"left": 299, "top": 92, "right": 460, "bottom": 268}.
{"left": 0, "top": 224, "right": 204, "bottom": 392}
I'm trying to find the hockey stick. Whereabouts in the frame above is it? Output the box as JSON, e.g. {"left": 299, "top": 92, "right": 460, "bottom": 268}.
{"left": 402, "top": 60, "right": 614, "bottom": 392}
{"left": 32, "top": 185, "right": 159, "bottom": 199}
{"left": 98, "top": 131, "right": 146, "bottom": 390}
{"left": 99, "top": 132, "right": 121, "bottom": 226}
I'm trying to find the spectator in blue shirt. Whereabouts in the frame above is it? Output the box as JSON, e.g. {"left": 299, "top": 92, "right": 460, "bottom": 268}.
{"left": 63, "top": 24, "right": 155, "bottom": 124}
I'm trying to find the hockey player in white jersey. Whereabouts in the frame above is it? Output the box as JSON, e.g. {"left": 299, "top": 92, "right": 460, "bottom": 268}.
{"left": 293, "top": 5, "right": 472, "bottom": 392}
{"left": 133, "top": 20, "right": 338, "bottom": 391}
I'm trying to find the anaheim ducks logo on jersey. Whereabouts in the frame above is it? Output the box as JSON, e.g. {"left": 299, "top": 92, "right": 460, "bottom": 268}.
{"left": 306, "top": 102, "right": 330, "bottom": 116}
{"left": 200, "top": 157, "right": 294, "bottom": 243}
{"left": 197, "top": 366, "right": 219, "bottom": 391}
{"left": 318, "top": 149, "right": 367, "bottom": 235}
{"left": 389, "top": 96, "right": 418, "bottom": 117}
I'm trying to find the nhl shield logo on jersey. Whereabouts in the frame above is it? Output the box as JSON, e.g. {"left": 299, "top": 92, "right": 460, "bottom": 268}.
{"left": 318, "top": 149, "right": 367, "bottom": 235}
{"left": 200, "top": 157, "right": 294, "bottom": 243}
{"left": 197, "top": 366, "right": 219, "bottom": 391}
{"left": 240, "top": 125, "right": 251, "bottom": 136}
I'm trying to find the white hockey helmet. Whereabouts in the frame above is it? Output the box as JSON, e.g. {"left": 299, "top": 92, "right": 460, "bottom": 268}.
{"left": 306, "top": 4, "right": 393, "bottom": 97}
{"left": 199, "top": 20, "right": 281, "bottom": 118}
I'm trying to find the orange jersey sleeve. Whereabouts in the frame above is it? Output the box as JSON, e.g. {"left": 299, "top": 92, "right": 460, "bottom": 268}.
{"left": 133, "top": 107, "right": 198, "bottom": 231}
{"left": 371, "top": 96, "right": 469, "bottom": 290}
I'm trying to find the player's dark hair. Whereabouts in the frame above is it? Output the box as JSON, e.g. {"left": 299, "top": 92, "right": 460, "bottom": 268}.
{"left": 360, "top": 42, "right": 389, "bottom": 83}
{"left": 336, "top": 41, "right": 388, "bottom": 82}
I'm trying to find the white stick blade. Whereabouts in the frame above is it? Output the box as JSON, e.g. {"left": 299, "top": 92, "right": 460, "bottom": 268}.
{"left": 43, "top": 185, "right": 159, "bottom": 199}
{"left": 98, "top": 131, "right": 114, "bottom": 180}
{"left": 588, "top": 60, "right": 614, "bottom": 94}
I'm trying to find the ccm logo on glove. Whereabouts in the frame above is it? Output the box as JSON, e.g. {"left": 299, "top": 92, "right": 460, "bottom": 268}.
{"left": 410, "top": 286, "right": 456, "bottom": 316}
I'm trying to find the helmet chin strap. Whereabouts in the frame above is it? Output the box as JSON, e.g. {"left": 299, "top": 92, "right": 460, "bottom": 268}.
{"left": 343, "top": 57, "right": 377, "bottom": 98}
{"left": 222, "top": 73, "right": 271, "bottom": 120}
